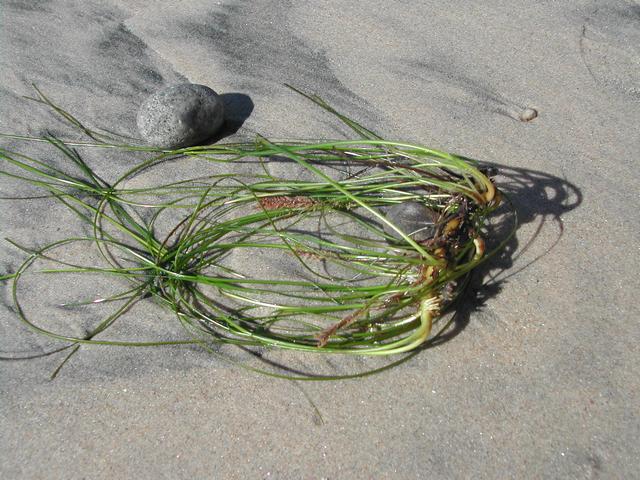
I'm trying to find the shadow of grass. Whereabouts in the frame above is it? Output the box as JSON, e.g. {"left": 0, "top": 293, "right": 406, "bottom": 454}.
{"left": 244, "top": 162, "right": 582, "bottom": 378}
{"left": 427, "top": 162, "right": 582, "bottom": 348}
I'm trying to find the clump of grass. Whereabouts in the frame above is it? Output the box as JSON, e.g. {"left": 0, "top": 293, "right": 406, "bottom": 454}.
{"left": 0, "top": 85, "right": 514, "bottom": 378}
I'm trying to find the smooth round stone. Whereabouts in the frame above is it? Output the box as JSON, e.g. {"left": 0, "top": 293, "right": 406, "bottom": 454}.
{"left": 519, "top": 107, "right": 538, "bottom": 122}
{"left": 136, "top": 83, "right": 224, "bottom": 148}
{"left": 383, "top": 201, "right": 438, "bottom": 242}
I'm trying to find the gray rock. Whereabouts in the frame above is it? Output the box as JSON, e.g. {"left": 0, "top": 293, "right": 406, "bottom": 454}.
{"left": 383, "top": 201, "right": 438, "bottom": 242}
{"left": 136, "top": 83, "right": 224, "bottom": 148}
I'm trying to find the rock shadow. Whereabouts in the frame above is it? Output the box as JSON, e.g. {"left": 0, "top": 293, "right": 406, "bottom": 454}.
{"left": 204, "top": 92, "right": 254, "bottom": 142}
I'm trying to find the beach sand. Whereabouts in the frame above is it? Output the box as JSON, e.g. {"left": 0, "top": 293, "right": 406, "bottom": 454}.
{"left": 1, "top": 1, "right": 638, "bottom": 478}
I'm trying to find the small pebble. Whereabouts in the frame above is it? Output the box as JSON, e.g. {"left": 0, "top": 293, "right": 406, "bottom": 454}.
{"left": 519, "top": 107, "right": 538, "bottom": 122}
{"left": 383, "top": 201, "right": 438, "bottom": 242}
{"left": 136, "top": 83, "right": 225, "bottom": 148}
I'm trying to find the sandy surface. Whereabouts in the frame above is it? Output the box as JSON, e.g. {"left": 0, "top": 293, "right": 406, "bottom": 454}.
{"left": 1, "top": 0, "right": 639, "bottom": 478}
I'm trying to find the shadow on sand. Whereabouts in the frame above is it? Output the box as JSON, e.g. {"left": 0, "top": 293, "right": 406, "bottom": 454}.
{"left": 245, "top": 162, "right": 582, "bottom": 378}
{"left": 427, "top": 162, "right": 582, "bottom": 349}
{"left": 207, "top": 92, "right": 254, "bottom": 142}
{"left": 0, "top": 148, "right": 581, "bottom": 380}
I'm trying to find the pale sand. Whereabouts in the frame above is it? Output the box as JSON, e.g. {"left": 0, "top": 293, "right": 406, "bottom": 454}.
{"left": 1, "top": 1, "right": 639, "bottom": 478}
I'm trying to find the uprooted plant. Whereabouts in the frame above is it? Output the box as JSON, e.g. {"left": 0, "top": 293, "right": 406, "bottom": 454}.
{"left": 0, "top": 85, "right": 514, "bottom": 378}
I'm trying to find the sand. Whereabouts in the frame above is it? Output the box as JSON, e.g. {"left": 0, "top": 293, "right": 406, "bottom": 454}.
{"left": 1, "top": 0, "right": 639, "bottom": 478}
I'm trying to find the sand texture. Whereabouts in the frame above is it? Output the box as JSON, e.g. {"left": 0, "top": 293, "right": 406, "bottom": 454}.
{"left": 1, "top": 0, "right": 639, "bottom": 478}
